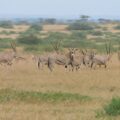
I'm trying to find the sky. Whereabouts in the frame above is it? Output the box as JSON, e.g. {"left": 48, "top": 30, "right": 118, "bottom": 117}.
{"left": 0, "top": 0, "right": 120, "bottom": 19}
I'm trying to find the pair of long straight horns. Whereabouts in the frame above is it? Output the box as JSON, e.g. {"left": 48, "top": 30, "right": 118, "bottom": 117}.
{"left": 105, "top": 39, "right": 111, "bottom": 54}
{"left": 68, "top": 48, "right": 78, "bottom": 52}
{"left": 10, "top": 41, "right": 16, "bottom": 52}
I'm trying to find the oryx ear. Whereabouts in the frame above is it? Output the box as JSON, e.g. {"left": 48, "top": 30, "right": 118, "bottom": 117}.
{"left": 75, "top": 48, "right": 78, "bottom": 51}
{"left": 85, "top": 49, "right": 88, "bottom": 53}
{"left": 108, "top": 39, "right": 112, "bottom": 54}
{"left": 10, "top": 41, "right": 17, "bottom": 52}
{"left": 81, "top": 50, "right": 85, "bottom": 55}
{"left": 95, "top": 50, "right": 97, "bottom": 55}
{"left": 71, "top": 48, "right": 74, "bottom": 51}
{"left": 68, "top": 48, "right": 72, "bottom": 51}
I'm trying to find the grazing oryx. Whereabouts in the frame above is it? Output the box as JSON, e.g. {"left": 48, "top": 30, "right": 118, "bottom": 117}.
{"left": 91, "top": 40, "right": 112, "bottom": 69}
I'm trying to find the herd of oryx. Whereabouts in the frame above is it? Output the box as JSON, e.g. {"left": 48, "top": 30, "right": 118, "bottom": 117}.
{"left": 32, "top": 40, "right": 120, "bottom": 71}
{"left": 0, "top": 41, "right": 120, "bottom": 71}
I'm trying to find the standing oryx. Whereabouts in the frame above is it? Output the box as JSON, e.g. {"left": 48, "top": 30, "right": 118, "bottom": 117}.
{"left": 37, "top": 52, "right": 67, "bottom": 71}
{"left": 80, "top": 49, "right": 95, "bottom": 67}
{"left": 38, "top": 55, "right": 49, "bottom": 70}
{"left": 65, "top": 48, "right": 83, "bottom": 71}
{"left": 64, "top": 48, "right": 95, "bottom": 71}
{"left": 91, "top": 40, "right": 112, "bottom": 69}
{"left": 0, "top": 42, "right": 24, "bottom": 66}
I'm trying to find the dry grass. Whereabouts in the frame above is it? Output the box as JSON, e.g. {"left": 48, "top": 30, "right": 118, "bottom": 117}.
{"left": 0, "top": 34, "right": 19, "bottom": 39}
{"left": 0, "top": 54, "right": 119, "bottom": 119}
{"left": 0, "top": 24, "right": 69, "bottom": 39}
{"left": 0, "top": 25, "right": 29, "bottom": 33}
{"left": 0, "top": 23, "right": 120, "bottom": 119}
{"left": 0, "top": 25, "right": 29, "bottom": 39}
{"left": 1, "top": 23, "right": 120, "bottom": 40}
{"left": 43, "top": 24, "right": 70, "bottom": 34}
{"left": 101, "top": 23, "right": 120, "bottom": 33}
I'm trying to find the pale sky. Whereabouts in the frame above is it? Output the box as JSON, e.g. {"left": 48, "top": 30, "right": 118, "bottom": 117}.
{"left": 0, "top": 0, "right": 119, "bottom": 19}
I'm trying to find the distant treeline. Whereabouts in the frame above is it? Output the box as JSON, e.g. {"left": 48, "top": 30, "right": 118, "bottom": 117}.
{"left": 1, "top": 15, "right": 120, "bottom": 27}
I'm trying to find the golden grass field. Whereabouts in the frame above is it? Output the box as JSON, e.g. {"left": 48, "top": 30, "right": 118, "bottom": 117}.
{"left": 0, "top": 23, "right": 120, "bottom": 119}
{"left": 0, "top": 53, "right": 119, "bottom": 120}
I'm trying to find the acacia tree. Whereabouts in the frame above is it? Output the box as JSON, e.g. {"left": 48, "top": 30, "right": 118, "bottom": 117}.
{"left": 80, "top": 15, "right": 90, "bottom": 22}
{"left": 51, "top": 39, "right": 62, "bottom": 53}
{"left": 0, "top": 20, "right": 13, "bottom": 28}
{"left": 48, "top": 33, "right": 65, "bottom": 53}
{"left": 44, "top": 18, "right": 56, "bottom": 24}
{"left": 30, "top": 24, "right": 43, "bottom": 31}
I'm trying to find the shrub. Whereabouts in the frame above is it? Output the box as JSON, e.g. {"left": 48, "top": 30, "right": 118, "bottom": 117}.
{"left": 24, "top": 46, "right": 39, "bottom": 52}
{"left": 104, "top": 97, "right": 120, "bottom": 116}
{"left": 0, "top": 31, "right": 16, "bottom": 35}
{"left": 0, "top": 21, "right": 13, "bottom": 28}
{"left": 45, "top": 32, "right": 67, "bottom": 52}
{"left": 30, "top": 24, "right": 43, "bottom": 31}
{"left": 71, "top": 31, "right": 86, "bottom": 39}
{"left": 102, "top": 27, "right": 108, "bottom": 31}
{"left": 43, "top": 46, "right": 54, "bottom": 52}
{"left": 91, "top": 31, "right": 103, "bottom": 36}
{"left": 17, "top": 34, "right": 41, "bottom": 45}
{"left": 47, "top": 32, "right": 67, "bottom": 40}
{"left": 114, "top": 25, "right": 120, "bottom": 30}
{"left": 68, "top": 22, "right": 94, "bottom": 30}
{"left": 44, "top": 18, "right": 56, "bottom": 24}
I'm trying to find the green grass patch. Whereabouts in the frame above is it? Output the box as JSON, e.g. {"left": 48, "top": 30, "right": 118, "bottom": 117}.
{"left": 0, "top": 89, "right": 91, "bottom": 104}
{"left": 0, "top": 38, "right": 15, "bottom": 51}
{"left": 95, "top": 97, "right": 120, "bottom": 119}
{"left": 104, "top": 97, "right": 120, "bottom": 116}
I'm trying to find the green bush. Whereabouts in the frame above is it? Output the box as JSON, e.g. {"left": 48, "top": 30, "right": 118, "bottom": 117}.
{"left": 17, "top": 34, "right": 41, "bottom": 45}
{"left": 91, "top": 31, "right": 103, "bottom": 36}
{"left": 44, "top": 18, "right": 56, "bottom": 24}
{"left": 114, "top": 25, "right": 120, "bottom": 30}
{"left": 20, "top": 29, "right": 39, "bottom": 36}
{"left": 30, "top": 24, "right": 43, "bottom": 31}
{"left": 68, "top": 22, "right": 94, "bottom": 30}
{"left": 0, "top": 31, "right": 16, "bottom": 35}
{"left": 71, "top": 31, "right": 86, "bottom": 39}
{"left": 0, "top": 38, "right": 15, "bottom": 51}
{"left": 47, "top": 32, "right": 67, "bottom": 40}
{"left": 104, "top": 97, "right": 120, "bottom": 116}
{"left": 24, "top": 46, "right": 39, "bottom": 52}
{"left": 0, "top": 21, "right": 13, "bottom": 28}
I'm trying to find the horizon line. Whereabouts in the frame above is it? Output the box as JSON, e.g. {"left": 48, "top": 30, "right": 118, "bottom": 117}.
{"left": 0, "top": 14, "right": 120, "bottom": 20}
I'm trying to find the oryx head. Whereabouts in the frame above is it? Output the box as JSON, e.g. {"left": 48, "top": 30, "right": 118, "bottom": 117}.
{"left": 68, "top": 48, "right": 78, "bottom": 60}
